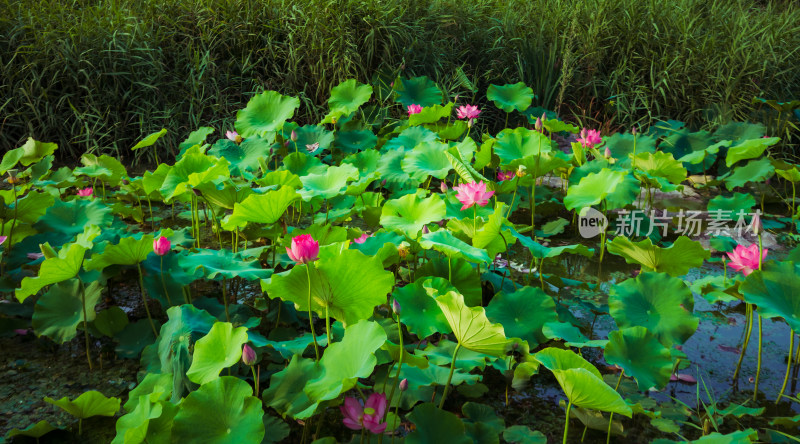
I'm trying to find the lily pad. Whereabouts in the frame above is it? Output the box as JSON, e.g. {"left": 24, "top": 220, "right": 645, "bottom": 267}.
{"left": 739, "top": 261, "right": 800, "bottom": 331}
{"left": 394, "top": 76, "right": 443, "bottom": 107}
{"left": 605, "top": 236, "right": 709, "bottom": 277}
{"left": 186, "top": 322, "right": 249, "bottom": 384}
{"left": 406, "top": 403, "right": 471, "bottom": 444}
{"left": 45, "top": 390, "right": 120, "bottom": 419}
{"left": 604, "top": 326, "right": 672, "bottom": 391}
{"left": 487, "top": 82, "right": 534, "bottom": 113}
{"left": 235, "top": 90, "right": 300, "bottom": 137}
{"left": 436, "top": 291, "right": 510, "bottom": 357}
{"left": 32, "top": 279, "right": 102, "bottom": 343}
{"left": 381, "top": 193, "right": 446, "bottom": 239}
{"left": 486, "top": 286, "right": 557, "bottom": 348}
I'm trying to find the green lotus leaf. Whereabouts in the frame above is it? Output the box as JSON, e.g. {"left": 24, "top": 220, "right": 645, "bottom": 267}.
{"left": 446, "top": 147, "right": 489, "bottom": 186}
{"left": 564, "top": 168, "right": 639, "bottom": 211}
{"left": 225, "top": 186, "right": 299, "bottom": 230}
{"left": 707, "top": 193, "right": 755, "bottom": 214}
{"left": 131, "top": 128, "right": 167, "bottom": 151}
{"left": 541, "top": 322, "right": 607, "bottom": 348}
{"left": 45, "top": 390, "right": 120, "bottom": 419}
{"left": 724, "top": 157, "right": 774, "bottom": 190}
{"left": 606, "top": 236, "right": 709, "bottom": 276}
{"left": 263, "top": 249, "right": 393, "bottom": 326}
{"left": 141, "top": 250, "right": 196, "bottom": 308}
{"left": 179, "top": 248, "right": 272, "bottom": 281}
{"left": 32, "top": 279, "right": 101, "bottom": 343}
{"left": 493, "top": 128, "right": 552, "bottom": 165}
{"left": 156, "top": 305, "right": 217, "bottom": 399}
{"left": 503, "top": 425, "right": 547, "bottom": 444}
{"left": 542, "top": 119, "right": 579, "bottom": 135}
{"left": 258, "top": 170, "right": 303, "bottom": 189}
{"left": 292, "top": 124, "right": 335, "bottom": 155}
{"left": 486, "top": 286, "right": 557, "bottom": 348}
{"left": 377, "top": 149, "right": 414, "bottom": 185}
{"left": 507, "top": 152, "right": 571, "bottom": 180}
{"left": 406, "top": 403, "right": 471, "bottom": 444}
{"left": 381, "top": 340, "right": 430, "bottom": 369}
{"left": 235, "top": 90, "right": 300, "bottom": 137}
{"left": 92, "top": 306, "right": 129, "bottom": 338}
{"left": 207, "top": 135, "right": 273, "bottom": 176}
{"left": 392, "top": 278, "right": 452, "bottom": 338}
{"left": 172, "top": 376, "right": 264, "bottom": 444}
{"left": 463, "top": 402, "right": 505, "bottom": 444}
{"left": 305, "top": 319, "right": 387, "bottom": 402}
{"left": 417, "top": 339, "right": 488, "bottom": 372}
{"left": 111, "top": 395, "right": 163, "bottom": 444}
{"left": 420, "top": 229, "right": 491, "bottom": 264}
{"left": 394, "top": 76, "right": 444, "bottom": 107}
{"left": 262, "top": 332, "right": 327, "bottom": 360}
{"left": 85, "top": 234, "right": 154, "bottom": 271}
{"left": 677, "top": 140, "right": 730, "bottom": 167}
{"left": 381, "top": 193, "right": 446, "bottom": 238}
{"left": 160, "top": 153, "right": 230, "bottom": 201}
{"left": 33, "top": 199, "right": 112, "bottom": 246}
{"left": 409, "top": 102, "right": 453, "bottom": 125}
{"left": 416, "top": 257, "right": 482, "bottom": 306}
{"left": 186, "top": 322, "right": 249, "bottom": 384}
{"left": 16, "top": 239, "right": 94, "bottom": 303}
{"left": 632, "top": 151, "right": 687, "bottom": 184}
{"left": 726, "top": 137, "right": 780, "bottom": 167}
{"left": 507, "top": 227, "right": 592, "bottom": 260}
{"left": 603, "top": 133, "right": 657, "bottom": 168}
{"left": 80, "top": 153, "right": 128, "bottom": 186}
{"left": 335, "top": 128, "right": 377, "bottom": 153}
{"left": 395, "top": 361, "right": 480, "bottom": 391}
{"left": 535, "top": 348, "right": 631, "bottom": 416}
{"left": 6, "top": 420, "right": 59, "bottom": 439}
{"left": 282, "top": 152, "right": 327, "bottom": 176}
{"left": 604, "top": 326, "right": 672, "bottom": 391}
{"left": 609, "top": 272, "right": 698, "bottom": 347}
{"left": 328, "top": 79, "right": 372, "bottom": 114}
{"left": 659, "top": 130, "right": 716, "bottom": 173}
{"left": 739, "top": 261, "right": 800, "bottom": 331}
{"left": 342, "top": 151, "right": 381, "bottom": 177}
{"left": 0, "top": 189, "right": 54, "bottom": 225}
{"left": 714, "top": 121, "right": 765, "bottom": 142}
{"left": 196, "top": 181, "right": 254, "bottom": 210}
{"left": 401, "top": 140, "right": 451, "bottom": 181}
{"left": 688, "top": 429, "right": 758, "bottom": 444}
{"left": 299, "top": 164, "right": 359, "bottom": 200}
{"left": 776, "top": 167, "right": 800, "bottom": 185}
{"left": 487, "top": 82, "right": 534, "bottom": 113}
{"left": 0, "top": 137, "right": 58, "bottom": 173}
{"left": 262, "top": 354, "right": 322, "bottom": 419}
{"left": 436, "top": 291, "right": 510, "bottom": 357}
{"left": 384, "top": 126, "right": 439, "bottom": 151}
{"left": 124, "top": 373, "right": 173, "bottom": 412}
{"left": 178, "top": 127, "right": 215, "bottom": 155}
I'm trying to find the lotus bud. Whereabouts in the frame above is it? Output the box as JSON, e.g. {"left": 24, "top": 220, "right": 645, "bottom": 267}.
{"left": 122, "top": 179, "right": 130, "bottom": 185}
{"left": 392, "top": 299, "right": 401, "bottom": 316}
{"left": 468, "top": 118, "right": 475, "bottom": 128}
{"left": 290, "top": 130, "right": 298, "bottom": 142}
{"left": 535, "top": 116, "right": 543, "bottom": 131}
{"left": 453, "top": 94, "right": 460, "bottom": 103}
{"left": 192, "top": 188, "right": 202, "bottom": 196}
{"left": 631, "top": 126, "right": 638, "bottom": 135}
{"left": 399, "top": 378, "right": 408, "bottom": 392}
{"left": 751, "top": 211, "right": 763, "bottom": 234}
{"left": 381, "top": 179, "right": 387, "bottom": 187}
{"left": 440, "top": 181, "right": 448, "bottom": 193}
{"left": 242, "top": 343, "right": 257, "bottom": 366}
{"left": 516, "top": 165, "right": 527, "bottom": 178}
{"left": 397, "top": 243, "right": 410, "bottom": 260}
{"left": 422, "top": 225, "right": 430, "bottom": 235}
{"left": 39, "top": 242, "right": 57, "bottom": 259}
{"left": 604, "top": 147, "right": 612, "bottom": 158}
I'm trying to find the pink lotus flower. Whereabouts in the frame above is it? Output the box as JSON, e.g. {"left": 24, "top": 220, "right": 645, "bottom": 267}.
{"left": 407, "top": 104, "right": 422, "bottom": 115}
{"left": 306, "top": 142, "right": 320, "bottom": 153}
{"left": 77, "top": 187, "right": 93, "bottom": 197}
{"left": 727, "top": 244, "right": 767, "bottom": 276}
{"left": 27, "top": 252, "right": 44, "bottom": 260}
{"left": 577, "top": 128, "right": 603, "bottom": 149}
{"left": 440, "top": 182, "right": 448, "bottom": 193}
{"left": 0, "top": 236, "right": 6, "bottom": 246}
{"left": 453, "top": 181, "right": 494, "bottom": 211}
{"left": 353, "top": 233, "right": 370, "bottom": 244}
{"left": 497, "top": 170, "right": 515, "bottom": 182}
{"left": 456, "top": 104, "right": 480, "bottom": 120}
{"left": 341, "top": 393, "right": 387, "bottom": 434}
{"left": 226, "top": 130, "right": 242, "bottom": 143}
{"left": 241, "top": 343, "right": 257, "bottom": 366}
{"left": 287, "top": 234, "right": 319, "bottom": 264}
{"left": 153, "top": 236, "right": 171, "bottom": 256}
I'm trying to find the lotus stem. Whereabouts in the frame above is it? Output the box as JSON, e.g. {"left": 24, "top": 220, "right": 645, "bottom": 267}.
{"left": 438, "top": 343, "right": 461, "bottom": 409}
{"left": 777, "top": 330, "right": 795, "bottom": 404}
{"left": 306, "top": 264, "right": 320, "bottom": 360}
{"left": 733, "top": 303, "right": 753, "bottom": 385}
{"left": 539, "top": 258, "right": 545, "bottom": 291}
{"left": 136, "top": 263, "right": 159, "bottom": 337}
{"left": 159, "top": 256, "right": 172, "bottom": 306}
{"left": 753, "top": 314, "right": 763, "bottom": 401}
{"left": 79, "top": 280, "right": 92, "bottom": 371}
{"left": 448, "top": 255, "right": 452, "bottom": 282}
{"left": 382, "top": 314, "right": 405, "bottom": 444}
{"left": 251, "top": 365, "right": 259, "bottom": 397}
{"left": 221, "top": 277, "right": 230, "bottom": 323}
{"left": 473, "top": 205, "right": 477, "bottom": 235}
{"left": 507, "top": 176, "right": 520, "bottom": 219}
{"left": 606, "top": 372, "right": 623, "bottom": 444}
{"left": 791, "top": 181, "right": 796, "bottom": 232}
{"left": 562, "top": 400, "right": 573, "bottom": 444}
{"left": 325, "top": 304, "right": 332, "bottom": 348}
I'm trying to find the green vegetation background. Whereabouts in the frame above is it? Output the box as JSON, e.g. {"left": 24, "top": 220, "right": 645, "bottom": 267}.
{"left": 1, "top": 0, "right": 798, "bottom": 161}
